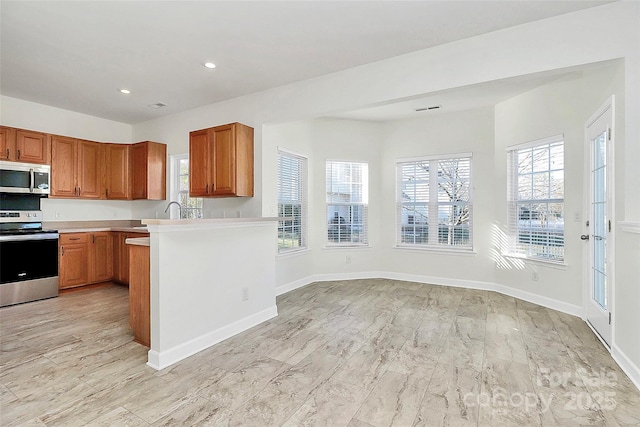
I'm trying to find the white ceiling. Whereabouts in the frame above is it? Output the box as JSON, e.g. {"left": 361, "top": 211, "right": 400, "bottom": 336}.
{"left": 0, "top": 1, "right": 613, "bottom": 125}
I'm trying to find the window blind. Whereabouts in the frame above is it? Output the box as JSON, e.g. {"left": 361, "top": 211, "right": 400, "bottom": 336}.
{"left": 396, "top": 155, "right": 472, "bottom": 249}
{"left": 507, "top": 137, "right": 564, "bottom": 261}
{"left": 326, "top": 161, "right": 369, "bottom": 245}
{"left": 278, "top": 150, "right": 308, "bottom": 253}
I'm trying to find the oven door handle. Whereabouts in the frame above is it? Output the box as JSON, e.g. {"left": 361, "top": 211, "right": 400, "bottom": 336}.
{"left": 0, "top": 233, "right": 59, "bottom": 242}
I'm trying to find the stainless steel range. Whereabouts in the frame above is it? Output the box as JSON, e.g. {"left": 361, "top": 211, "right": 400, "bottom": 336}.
{"left": 0, "top": 193, "right": 58, "bottom": 307}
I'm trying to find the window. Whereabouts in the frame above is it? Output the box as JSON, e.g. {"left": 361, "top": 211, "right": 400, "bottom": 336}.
{"left": 326, "top": 161, "right": 368, "bottom": 245}
{"left": 397, "top": 155, "right": 472, "bottom": 250}
{"left": 171, "top": 154, "right": 203, "bottom": 219}
{"left": 278, "top": 150, "right": 307, "bottom": 253}
{"left": 507, "top": 135, "right": 564, "bottom": 262}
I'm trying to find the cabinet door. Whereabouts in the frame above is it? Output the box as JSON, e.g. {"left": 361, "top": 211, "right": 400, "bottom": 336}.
{"left": 50, "top": 136, "right": 77, "bottom": 197}
{"left": 211, "top": 124, "right": 236, "bottom": 196}
{"left": 15, "top": 130, "right": 49, "bottom": 164}
{"left": 112, "top": 232, "right": 123, "bottom": 283}
{"left": 77, "top": 140, "right": 103, "bottom": 198}
{"left": 189, "top": 129, "right": 211, "bottom": 196}
{"left": 106, "top": 144, "right": 130, "bottom": 199}
{"left": 113, "top": 232, "right": 129, "bottom": 284}
{"left": 0, "top": 126, "right": 16, "bottom": 161}
{"left": 89, "top": 232, "right": 113, "bottom": 283}
{"left": 59, "top": 236, "right": 88, "bottom": 289}
{"left": 131, "top": 143, "right": 148, "bottom": 199}
{"left": 129, "top": 245, "right": 150, "bottom": 346}
{"left": 121, "top": 233, "right": 131, "bottom": 284}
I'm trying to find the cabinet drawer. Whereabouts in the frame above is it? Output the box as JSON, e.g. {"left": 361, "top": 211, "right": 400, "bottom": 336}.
{"left": 60, "top": 233, "right": 88, "bottom": 244}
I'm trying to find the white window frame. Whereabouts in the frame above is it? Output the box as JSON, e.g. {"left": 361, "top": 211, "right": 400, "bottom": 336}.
{"left": 396, "top": 153, "right": 473, "bottom": 251}
{"left": 326, "top": 160, "right": 369, "bottom": 247}
{"left": 170, "top": 154, "right": 203, "bottom": 220}
{"left": 277, "top": 149, "right": 308, "bottom": 254}
{"left": 507, "top": 135, "right": 565, "bottom": 263}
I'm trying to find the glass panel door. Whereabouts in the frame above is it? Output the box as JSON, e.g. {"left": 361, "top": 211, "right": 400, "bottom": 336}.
{"left": 592, "top": 131, "right": 607, "bottom": 309}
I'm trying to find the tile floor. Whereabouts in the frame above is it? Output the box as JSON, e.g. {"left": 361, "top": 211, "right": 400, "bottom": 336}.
{"left": 1, "top": 279, "right": 639, "bottom": 426}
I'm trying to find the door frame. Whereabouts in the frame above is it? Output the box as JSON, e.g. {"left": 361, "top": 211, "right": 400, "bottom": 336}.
{"left": 583, "top": 95, "right": 615, "bottom": 349}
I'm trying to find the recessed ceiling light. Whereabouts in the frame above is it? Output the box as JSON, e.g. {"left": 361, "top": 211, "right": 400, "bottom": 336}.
{"left": 203, "top": 62, "right": 216, "bottom": 69}
{"left": 119, "top": 89, "right": 131, "bottom": 94}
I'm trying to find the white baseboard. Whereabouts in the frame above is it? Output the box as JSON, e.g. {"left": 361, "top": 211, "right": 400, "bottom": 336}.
{"left": 277, "top": 271, "right": 582, "bottom": 317}
{"left": 612, "top": 344, "right": 640, "bottom": 391}
{"left": 276, "top": 271, "right": 384, "bottom": 296}
{"left": 147, "top": 305, "right": 278, "bottom": 370}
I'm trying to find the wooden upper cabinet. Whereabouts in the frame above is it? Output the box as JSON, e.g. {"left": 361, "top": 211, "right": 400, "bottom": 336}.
{"left": 188, "top": 129, "right": 211, "bottom": 197}
{"left": 105, "top": 143, "right": 130, "bottom": 199}
{"left": 51, "top": 136, "right": 103, "bottom": 198}
{"left": 0, "top": 127, "right": 49, "bottom": 164}
{"left": 15, "top": 130, "right": 50, "bottom": 164}
{"left": 189, "top": 122, "right": 254, "bottom": 198}
{"left": 50, "top": 135, "right": 78, "bottom": 197}
{"left": 0, "top": 126, "right": 17, "bottom": 161}
{"left": 131, "top": 141, "right": 166, "bottom": 200}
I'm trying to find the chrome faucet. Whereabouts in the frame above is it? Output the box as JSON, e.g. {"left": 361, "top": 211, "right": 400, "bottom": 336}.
{"left": 164, "top": 201, "right": 182, "bottom": 217}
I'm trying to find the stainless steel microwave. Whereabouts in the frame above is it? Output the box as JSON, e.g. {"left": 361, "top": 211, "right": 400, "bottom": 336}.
{"left": 0, "top": 161, "right": 51, "bottom": 195}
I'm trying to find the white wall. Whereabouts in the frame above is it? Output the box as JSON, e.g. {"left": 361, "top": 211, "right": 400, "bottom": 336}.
{"left": 379, "top": 108, "right": 496, "bottom": 284}
{"left": 264, "top": 118, "right": 384, "bottom": 291}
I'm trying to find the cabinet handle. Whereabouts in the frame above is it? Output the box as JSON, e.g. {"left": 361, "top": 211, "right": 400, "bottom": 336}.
{"left": 17, "top": 149, "right": 21, "bottom": 160}
{"left": 69, "top": 237, "right": 80, "bottom": 241}
{"left": 92, "top": 235, "right": 95, "bottom": 244}
{"left": 78, "top": 187, "right": 81, "bottom": 196}
{"left": 206, "top": 184, "right": 209, "bottom": 194}
{"left": 61, "top": 247, "right": 64, "bottom": 256}
{"left": 106, "top": 188, "right": 109, "bottom": 198}
{"left": 5, "top": 148, "right": 8, "bottom": 159}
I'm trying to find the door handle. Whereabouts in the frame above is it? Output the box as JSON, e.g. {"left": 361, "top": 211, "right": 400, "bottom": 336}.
{"left": 580, "top": 234, "right": 590, "bottom": 241}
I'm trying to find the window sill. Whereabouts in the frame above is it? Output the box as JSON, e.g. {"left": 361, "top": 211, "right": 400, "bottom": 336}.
{"left": 502, "top": 254, "right": 567, "bottom": 269}
{"left": 323, "top": 244, "right": 372, "bottom": 251}
{"left": 394, "top": 245, "right": 476, "bottom": 256}
{"left": 277, "top": 248, "right": 310, "bottom": 258}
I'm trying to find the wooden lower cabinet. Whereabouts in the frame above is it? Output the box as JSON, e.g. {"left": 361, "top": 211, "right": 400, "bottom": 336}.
{"left": 58, "top": 231, "right": 130, "bottom": 289}
{"left": 89, "top": 232, "right": 113, "bottom": 283}
{"left": 59, "top": 233, "right": 89, "bottom": 289}
{"left": 128, "top": 243, "right": 150, "bottom": 346}
{"left": 112, "top": 232, "right": 149, "bottom": 285}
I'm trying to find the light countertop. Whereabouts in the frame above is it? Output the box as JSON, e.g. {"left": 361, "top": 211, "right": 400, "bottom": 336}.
{"left": 57, "top": 227, "right": 149, "bottom": 234}
{"left": 125, "top": 237, "right": 150, "bottom": 247}
{"left": 142, "top": 217, "right": 278, "bottom": 226}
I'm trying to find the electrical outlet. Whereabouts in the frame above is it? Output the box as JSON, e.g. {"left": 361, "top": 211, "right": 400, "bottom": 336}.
{"left": 532, "top": 271, "right": 539, "bottom": 281}
{"left": 242, "top": 287, "right": 249, "bottom": 301}
{"left": 346, "top": 255, "right": 352, "bottom": 264}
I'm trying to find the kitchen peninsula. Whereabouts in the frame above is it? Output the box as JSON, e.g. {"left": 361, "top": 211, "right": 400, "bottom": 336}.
{"left": 140, "top": 217, "right": 278, "bottom": 370}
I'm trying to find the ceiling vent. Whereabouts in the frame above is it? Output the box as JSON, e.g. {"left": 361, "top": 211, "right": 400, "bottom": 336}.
{"left": 148, "top": 102, "right": 167, "bottom": 109}
{"left": 415, "top": 105, "right": 442, "bottom": 112}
